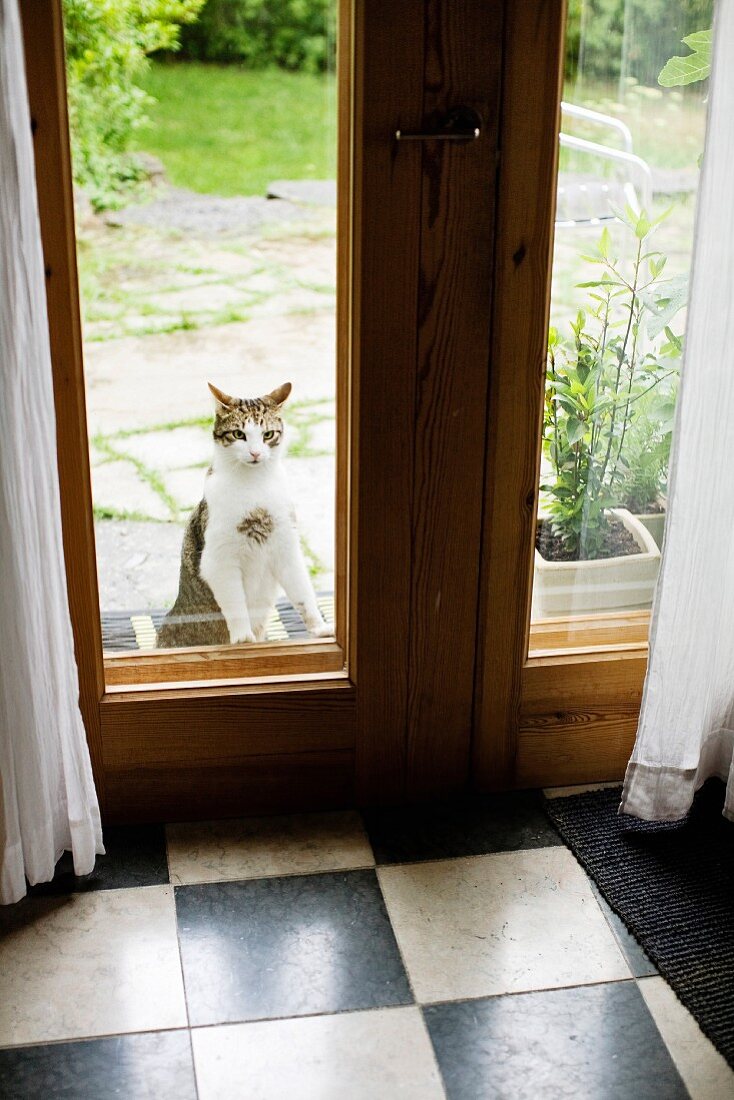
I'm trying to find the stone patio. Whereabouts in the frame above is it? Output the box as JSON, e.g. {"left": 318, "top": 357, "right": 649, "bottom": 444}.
{"left": 81, "top": 187, "right": 337, "bottom": 612}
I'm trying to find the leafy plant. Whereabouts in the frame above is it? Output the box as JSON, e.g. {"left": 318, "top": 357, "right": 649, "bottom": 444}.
{"left": 178, "top": 0, "right": 335, "bottom": 73}
{"left": 564, "top": 0, "right": 713, "bottom": 85}
{"left": 615, "top": 386, "right": 676, "bottom": 512}
{"left": 542, "top": 209, "right": 685, "bottom": 558}
{"left": 63, "top": 0, "right": 204, "bottom": 209}
{"left": 658, "top": 29, "right": 712, "bottom": 87}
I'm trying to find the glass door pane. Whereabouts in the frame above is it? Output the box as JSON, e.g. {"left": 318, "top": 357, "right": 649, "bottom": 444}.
{"left": 530, "top": 0, "right": 713, "bottom": 653}
{"left": 63, "top": 1, "right": 341, "bottom": 681}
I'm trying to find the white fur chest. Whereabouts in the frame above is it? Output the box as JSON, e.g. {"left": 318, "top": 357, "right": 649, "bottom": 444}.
{"left": 203, "top": 464, "right": 293, "bottom": 559}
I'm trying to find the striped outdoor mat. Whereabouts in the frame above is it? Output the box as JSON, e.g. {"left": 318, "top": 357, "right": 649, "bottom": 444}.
{"left": 101, "top": 593, "right": 335, "bottom": 652}
{"left": 545, "top": 780, "right": 734, "bottom": 1068}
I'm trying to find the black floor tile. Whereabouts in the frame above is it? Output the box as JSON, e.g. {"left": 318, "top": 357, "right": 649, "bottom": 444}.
{"left": 0, "top": 1031, "right": 196, "bottom": 1100}
{"left": 424, "top": 982, "right": 688, "bottom": 1100}
{"left": 28, "top": 825, "right": 169, "bottom": 895}
{"left": 590, "top": 881, "right": 658, "bottom": 978}
{"left": 363, "top": 791, "right": 562, "bottom": 864}
{"left": 175, "top": 869, "right": 413, "bottom": 1026}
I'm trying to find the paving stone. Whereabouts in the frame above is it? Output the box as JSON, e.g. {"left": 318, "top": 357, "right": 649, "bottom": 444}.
{"left": 165, "top": 468, "right": 209, "bottom": 512}
{"left": 84, "top": 314, "right": 336, "bottom": 435}
{"left": 256, "top": 236, "right": 335, "bottom": 285}
{"left": 94, "top": 520, "right": 185, "bottom": 611}
{"left": 90, "top": 461, "right": 172, "bottom": 522}
{"left": 144, "top": 282, "right": 246, "bottom": 315}
{"left": 301, "top": 416, "right": 336, "bottom": 454}
{"left": 251, "top": 287, "right": 332, "bottom": 320}
{"left": 286, "top": 454, "right": 335, "bottom": 582}
{"left": 121, "top": 428, "right": 213, "bottom": 472}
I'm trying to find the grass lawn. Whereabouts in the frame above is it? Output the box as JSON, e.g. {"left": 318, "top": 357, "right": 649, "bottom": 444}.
{"left": 135, "top": 61, "right": 336, "bottom": 196}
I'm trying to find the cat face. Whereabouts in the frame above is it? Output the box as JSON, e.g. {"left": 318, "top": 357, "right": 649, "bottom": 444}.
{"left": 208, "top": 381, "right": 291, "bottom": 467}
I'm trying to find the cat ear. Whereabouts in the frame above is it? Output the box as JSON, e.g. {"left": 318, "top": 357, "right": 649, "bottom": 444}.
{"left": 265, "top": 382, "right": 292, "bottom": 407}
{"left": 208, "top": 382, "right": 236, "bottom": 413}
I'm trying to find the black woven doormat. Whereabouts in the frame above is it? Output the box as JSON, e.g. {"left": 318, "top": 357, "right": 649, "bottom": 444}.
{"left": 545, "top": 780, "right": 734, "bottom": 1068}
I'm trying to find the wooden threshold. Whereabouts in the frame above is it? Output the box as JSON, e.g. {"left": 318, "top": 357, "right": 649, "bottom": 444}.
{"left": 104, "top": 639, "right": 346, "bottom": 687}
{"left": 527, "top": 609, "right": 650, "bottom": 655}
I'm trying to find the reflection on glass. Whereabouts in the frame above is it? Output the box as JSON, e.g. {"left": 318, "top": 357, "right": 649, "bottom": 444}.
{"left": 532, "top": 0, "right": 712, "bottom": 632}
{"left": 64, "top": 1, "right": 337, "bottom": 656}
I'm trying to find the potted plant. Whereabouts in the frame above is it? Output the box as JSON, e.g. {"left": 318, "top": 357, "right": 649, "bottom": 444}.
{"left": 534, "top": 209, "right": 684, "bottom": 618}
{"left": 616, "top": 394, "right": 675, "bottom": 549}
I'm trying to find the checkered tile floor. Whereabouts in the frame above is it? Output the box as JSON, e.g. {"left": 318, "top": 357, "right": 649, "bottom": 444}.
{"left": 1, "top": 789, "right": 731, "bottom": 1098}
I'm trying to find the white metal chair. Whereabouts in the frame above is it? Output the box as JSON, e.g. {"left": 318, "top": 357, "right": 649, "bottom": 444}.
{"left": 556, "top": 102, "right": 653, "bottom": 228}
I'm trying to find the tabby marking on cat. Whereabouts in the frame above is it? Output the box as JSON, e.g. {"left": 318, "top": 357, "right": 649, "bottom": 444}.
{"left": 237, "top": 507, "right": 275, "bottom": 544}
{"left": 156, "top": 381, "right": 331, "bottom": 648}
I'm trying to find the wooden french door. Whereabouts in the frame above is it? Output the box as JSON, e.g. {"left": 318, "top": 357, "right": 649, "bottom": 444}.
{"left": 472, "top": 0, "right": 680, "bottom": 793}
{"left": 26, "top": 0, "right": 638, "bottom": 823}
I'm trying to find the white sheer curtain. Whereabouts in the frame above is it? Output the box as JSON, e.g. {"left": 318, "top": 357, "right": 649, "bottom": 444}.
{"left": 621, "top": 0, "right": 734, "bottom": 824}
{"left": 1, "top": 0, "right": 103, "bottom": 904}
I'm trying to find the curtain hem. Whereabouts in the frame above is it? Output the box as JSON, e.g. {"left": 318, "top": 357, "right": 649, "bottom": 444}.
{"left": 620, "top": 727, "right": 734, "bottom": 822}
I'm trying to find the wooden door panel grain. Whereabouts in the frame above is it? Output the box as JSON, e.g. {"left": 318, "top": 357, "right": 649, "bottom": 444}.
{"left": 352, "top": 1, "right": 425, "bottom": 802}
{"left": 406, "top": 0, "right": 503, "bottom": 798}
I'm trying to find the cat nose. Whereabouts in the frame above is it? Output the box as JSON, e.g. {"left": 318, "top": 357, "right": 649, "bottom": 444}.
{"left": 250, "top": 450, "right": 262, "bottom": 461}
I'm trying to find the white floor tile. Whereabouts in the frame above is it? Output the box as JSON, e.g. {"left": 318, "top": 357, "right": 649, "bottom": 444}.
{"left": 0, "top": 886, "right": 187, "bottom": 1046}
{"left": 166, "top": 811, "right": 374, "bottom": 886}
{"left": 639, "top": 976, "right": 734, "bottom": 1100}
{"left": 378, "top": 847, "right": 631, "bottom": 1003}
{"left": 191, "top": 1007, "right": 445, "bottom": 1100}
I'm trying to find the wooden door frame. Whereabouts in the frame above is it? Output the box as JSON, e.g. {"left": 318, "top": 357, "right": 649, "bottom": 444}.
{"left": 23, "top": 0, "right": 357, "bottom": 822}
{"left": 24, "top": 0, "right": 644, "bottom": 817}
{"left": 472, "top": 0, "right": 648, "bottom": 792}
{"left": 23, "top": 0, "right": 504, "bottom": 820}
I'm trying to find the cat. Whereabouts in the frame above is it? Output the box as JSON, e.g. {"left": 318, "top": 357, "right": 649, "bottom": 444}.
{"left": 156, "top": 381, "right": 331, "bottom": 648}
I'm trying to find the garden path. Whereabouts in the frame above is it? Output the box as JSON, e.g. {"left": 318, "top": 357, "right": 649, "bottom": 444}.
{"left": 79, "top": 189, "right": 336, "bottom": 611}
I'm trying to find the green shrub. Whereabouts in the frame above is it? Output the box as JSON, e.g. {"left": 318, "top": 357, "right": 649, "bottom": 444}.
{"left": 542, "top": 211, "right": 684, "bottom": 558}
{"left": 178, "top": 0, "right": 334, "bottom": 72}
{"left": 564, "top": 0, "right": 713, "bottom": 86}
{"left": 63, "top": 0, "right": 204, "bottom": 209}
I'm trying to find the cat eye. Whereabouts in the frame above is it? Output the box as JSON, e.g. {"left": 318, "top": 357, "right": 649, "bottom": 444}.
{"left": 233, "top": 429, "right": 246, "bottom": 440}
{"left": 263, "top": 430, "right": 275, "bottom": 440}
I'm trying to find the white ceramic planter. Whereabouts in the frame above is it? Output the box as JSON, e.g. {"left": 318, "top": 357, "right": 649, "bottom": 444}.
{"left": 533, "top": 508, "right": 661, "bottom": 618}
{"left": 635, "top": 511, "right": 666, "bottom": 551}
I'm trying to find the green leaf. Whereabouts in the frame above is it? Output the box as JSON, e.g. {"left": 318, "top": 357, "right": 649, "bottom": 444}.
{"left": 635, "top": 213, "right": 651, "bottom": 240}
{"left": 683, "top": 30, "right": 713, "bottom": 51}
{"left": 598, "top": 226, "right": 611, "bottom": 260}
{"left": 648, "top": 256, "right": 667, "bottom": 279}
{"left": 566, "top": 417, "right": 585, "bottom": 445}
{"left": 658, "top": 29, "right": 712, "bottom": 87}
{"left": 640, "top": 274, "right": 688, "bottom": 339}
{"left": 624, "top": 202, "right": 639, "bottom": 226}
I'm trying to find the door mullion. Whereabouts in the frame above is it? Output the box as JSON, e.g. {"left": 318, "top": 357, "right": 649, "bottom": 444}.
{"left": 405, "top": 0, "right": 504, "bottom": 799}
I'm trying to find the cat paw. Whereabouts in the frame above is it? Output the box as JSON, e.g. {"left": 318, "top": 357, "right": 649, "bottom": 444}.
{"left": 309, "top": 622, "right": 333, "bottom": 638}
{"left": 230, "top": 628, "right": 256, "bottom": 644}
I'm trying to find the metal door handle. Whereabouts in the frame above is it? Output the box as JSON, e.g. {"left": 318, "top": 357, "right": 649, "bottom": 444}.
{"left": 395, "top": 106, "right": 482, "bottom": 143}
